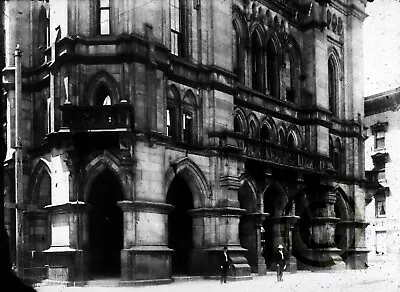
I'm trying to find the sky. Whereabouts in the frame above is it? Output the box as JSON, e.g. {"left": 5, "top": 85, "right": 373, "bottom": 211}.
{"left": 363, "top": 0, "right": 400, "bottom": 96}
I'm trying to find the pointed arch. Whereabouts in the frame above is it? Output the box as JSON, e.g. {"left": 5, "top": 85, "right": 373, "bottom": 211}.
{"left": 284, "top": 35, "right": 302, "bottom": 104}
{"left": 328, "top": 49, "right": 341, "bottom": 116}
{"left": 234, "top": 107, "right": 248, "bottom": 134}
{"left": 286, "top": 124, "right": 302, "bottom": 149}
{"left": 266, "top": 33, "right": 281, "bottom": 98}
{"left": 183, "top": 89, "right": 197, "bottom": 106}
{"left": 263, "top": 181, "right": 289, "bottom": 217}
{"left": 247, "top": 113, "right": 260, "bottom": 140}
{"left": 277, "top": 124, "right": 286, "bottom": 146}
{"left": 29, "top": 158, "right": 52, "bottom": 207}
{"left": 250, "top": 24, "right": 265, "bottom": 92}
{"left": 165, "top": 157, "right": 211, "bottom": 209}
{"left": 82, "top": 150, "right": 127, "bottom": 202}
{"left": 238, "top": 174, "right": 258, "bottom": 213}
{"left": 86, "top": 71, "right": 121, "bottom": 105}
{"left": 232, "top": 6, "right": 248, "bottom": 82}
{"left": 260, "top": 116, "right": 278, "bottom": 142}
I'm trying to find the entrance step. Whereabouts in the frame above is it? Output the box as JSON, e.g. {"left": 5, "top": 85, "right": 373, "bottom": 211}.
{"left": 86, "top": 278, "right": 121, "bottom": 287}
{"left": 172, "top": 275, "right": 203, "bottom": 282}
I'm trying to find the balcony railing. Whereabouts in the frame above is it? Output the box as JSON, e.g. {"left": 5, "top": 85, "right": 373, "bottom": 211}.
{"left": 60, "top": 103, "right": 134, "bottom": 131}
{"left": 209, "top": 130, "right": 331, "bottom": 173}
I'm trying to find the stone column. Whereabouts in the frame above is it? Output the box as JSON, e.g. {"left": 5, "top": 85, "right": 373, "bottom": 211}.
{"left": 117, "top": 200, "right": 173, "bottom": 283}
{"left": 309, "top": 190, "right": 345, "bottom": 269}
{"left": 254, "top": 212, "right": 269, "bottom": 275}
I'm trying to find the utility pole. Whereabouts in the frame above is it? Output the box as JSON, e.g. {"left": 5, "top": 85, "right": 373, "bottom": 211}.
{"left": 14, "top": 44, "right": 24, "bottom": 279}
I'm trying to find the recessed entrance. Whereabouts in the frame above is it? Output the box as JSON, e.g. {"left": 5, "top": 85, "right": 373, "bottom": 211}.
{"left": 167, "top": 175, "right": 194, "bottom": 275}
{"left": 87, "top": 168, "right": 123, "bottom": 278}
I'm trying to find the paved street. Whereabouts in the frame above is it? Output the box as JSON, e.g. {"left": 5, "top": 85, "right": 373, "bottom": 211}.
{"left": 37, "top": 255, "right": 400, "bottom": 292}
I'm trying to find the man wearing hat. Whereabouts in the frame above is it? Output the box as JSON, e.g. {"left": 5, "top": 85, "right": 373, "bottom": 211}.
{"left": 276, "top": 244, "right": 286, "bottom": 282}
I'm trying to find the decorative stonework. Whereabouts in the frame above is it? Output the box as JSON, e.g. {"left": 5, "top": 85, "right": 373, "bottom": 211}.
{"left": 326, "top": 10, "right": 343, "bottom": 35}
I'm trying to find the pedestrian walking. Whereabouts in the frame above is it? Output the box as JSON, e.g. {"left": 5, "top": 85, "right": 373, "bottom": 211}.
{"left": 220, "top": 245, "right": 232, "bottom": 284}
{"left": 276, "top": 244, "right": 286, "bottom": 282}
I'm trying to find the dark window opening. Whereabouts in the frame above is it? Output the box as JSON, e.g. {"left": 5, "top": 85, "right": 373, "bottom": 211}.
{"left": 251, "top": 33, "right": 264, "bottom": 91}
{"left": 267, "top": 40, "right": 278, "bottom": 98}
{"left": 328, "top": 57, "right": 338, "bottom": 115}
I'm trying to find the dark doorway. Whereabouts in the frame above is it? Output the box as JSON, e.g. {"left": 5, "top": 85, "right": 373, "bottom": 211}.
{"left": 167, "top": 175, "right": 194, "bottom": 275}
{"left": 263, "top": 186, "right": 285, "bottom": 270}
{"left": 87, "top": 168, "right": 123, "bottom": 278}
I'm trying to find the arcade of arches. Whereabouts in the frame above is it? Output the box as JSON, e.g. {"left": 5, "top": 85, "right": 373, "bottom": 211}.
{"left": 17, "top": 155, "right": 367, "bottom": 284}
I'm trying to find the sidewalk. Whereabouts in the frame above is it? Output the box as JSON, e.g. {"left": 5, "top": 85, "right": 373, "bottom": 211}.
{"left": 36, "top": 255, "right": 400, "bottom": 292}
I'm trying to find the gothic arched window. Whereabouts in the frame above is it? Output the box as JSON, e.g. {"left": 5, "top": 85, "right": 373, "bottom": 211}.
{"left": 267, "top": 39, "right": 279, "bottom": 98}
{"left": 260, "top": 124, "right": 271, "bottom": 142}
{"left": 251, "top": 31, "right": 264, "bottom": 91}
{"left": 328, "top": 56, "right": 339, "bottom": 116}
{"left": 167, "top": 87, "right": 180, "bottom": 140}
{"left": 232, "top": 21, "right": 243, "bottom": 82}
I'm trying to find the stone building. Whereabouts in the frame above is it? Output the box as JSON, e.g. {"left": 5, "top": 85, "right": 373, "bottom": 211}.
{"left": 2, "top": 0, "right": 371, "bottom": 285}
{"left": 364, "top": 87, "right": 400, "bottom": 257}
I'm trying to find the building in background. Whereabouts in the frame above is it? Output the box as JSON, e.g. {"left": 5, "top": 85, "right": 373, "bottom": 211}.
{"left": 364, "top": 87, "right": 400, "bottom": 257}
{"left": 2, "top": 0, "right": 371, "bottom": 285}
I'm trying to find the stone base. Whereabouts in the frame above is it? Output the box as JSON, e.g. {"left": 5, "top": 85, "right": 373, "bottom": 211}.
{"left": 288, "top": 255, "right": 297, "bottom": 273}
{"left": 343, "top": 248, "right": 369, "bottom": 269}
{"left": 296, "top": 248, "right": 346, "bottom": 271}
{"left": 121, "top": 246, "right": 173, "bottom": 281}
{"left": 43, "top": 247, "right": 89, "bottom": 283}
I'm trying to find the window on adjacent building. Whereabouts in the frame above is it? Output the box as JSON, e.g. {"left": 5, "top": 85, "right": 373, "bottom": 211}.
{"left": 375, "top": 131, "right": 385, "bottom": 150}
{"left": 170, "top": 0, "right": 185, "bottom": 57}
{"left": 376, "top": 198, "right": 386, "bottom": 217}
{"left": 99, "top": 0, "right": 111, "bottom": 35}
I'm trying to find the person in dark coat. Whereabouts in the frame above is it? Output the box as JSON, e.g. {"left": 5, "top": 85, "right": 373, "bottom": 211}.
{"left": 275, "top": 244, "right": 287, "bottom": 282}
{"left": 220, "top": 245, "right": 232, "bottom": 284}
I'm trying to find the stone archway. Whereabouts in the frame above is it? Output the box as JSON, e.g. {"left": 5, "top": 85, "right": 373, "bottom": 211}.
{"left": 262, "top": 182, "right": 289, "bottom": 270}
{"left": 238, "top": 179, "right": 258, "bottom": 272}
{"left": 166, "top": 174, "right": 194, "bottom": 275}
{"left": 164, "top": 157, "right": 211, "bottom": 276}
{"left": 87, "top": 167, "right": 124, "bottom": 278}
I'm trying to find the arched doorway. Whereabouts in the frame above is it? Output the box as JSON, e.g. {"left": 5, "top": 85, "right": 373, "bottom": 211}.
{"left": 87, "top": 168, "right": 123, "bottom": 278}
{"left": 238, "top": 181, "right": 257, "bottom": 272}
{"left": 262, "top": 184, "right": 287, "bottom": 269}
{"left": 166, "top": 175, "right": 194, "bottom": 275}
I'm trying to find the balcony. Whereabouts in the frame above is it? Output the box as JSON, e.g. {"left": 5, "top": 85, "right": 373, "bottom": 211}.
{"left": 209, "top": 131, "right": 330, "bottom": 173}
{"left": 60, "top": 103, "right": 134, "bottom": 132}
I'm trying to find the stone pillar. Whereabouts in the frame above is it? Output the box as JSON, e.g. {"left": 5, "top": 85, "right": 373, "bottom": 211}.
{"left": 188, "top": 207, "right": 251, "bottom": 279}
{"left": 43, "top": 202, "right": 91, "bottom": 285}
{"left": 254, "top": 213, "right": 269, "bottom": 275}
{"left": 309, "top": 190, "right": 345, "bottom": 269}
{"left": 268, "top": 216, "right": 299, "bottom": 272}
{"left": 117, "top": 200, "right": 173, "bottom": 283}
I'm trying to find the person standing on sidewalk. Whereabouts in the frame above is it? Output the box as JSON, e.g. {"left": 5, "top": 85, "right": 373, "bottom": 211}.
{"left": 276, "top": 244, "right": 286, "bottom": 282}
{"left": 220, "top": 246, "right": 232, "bottom": 284}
